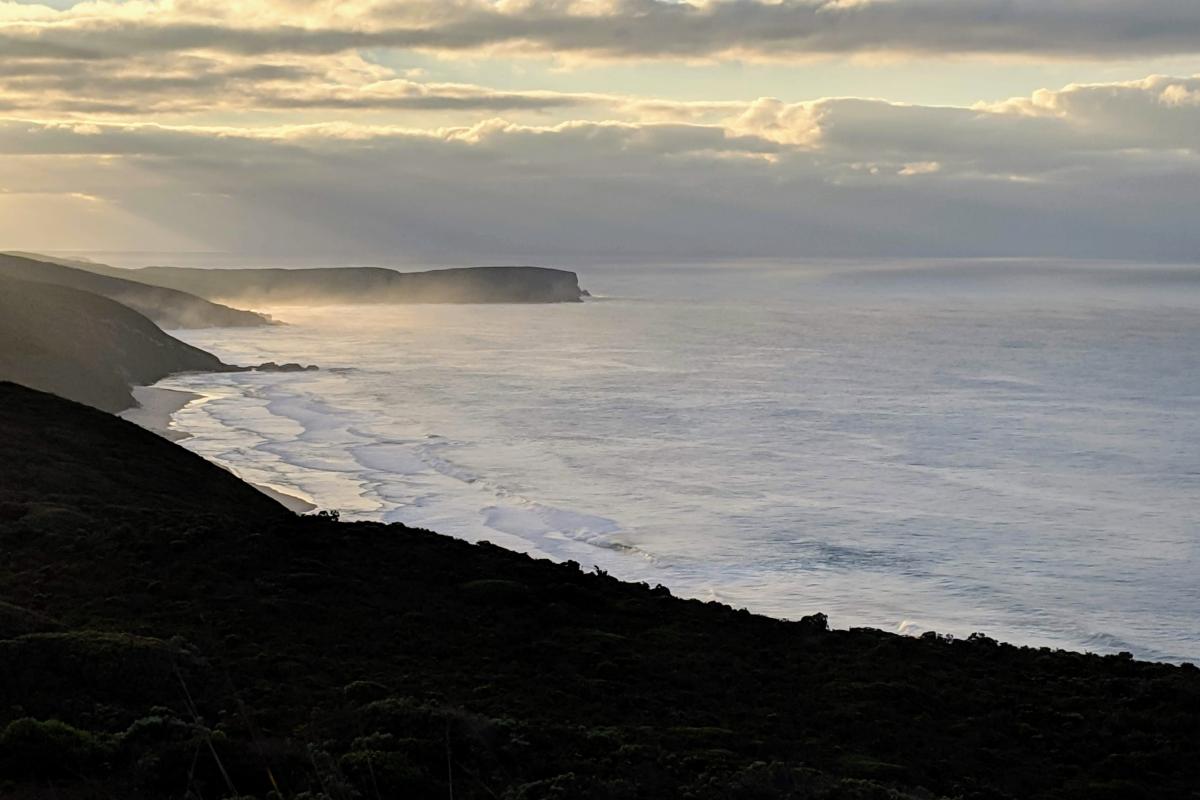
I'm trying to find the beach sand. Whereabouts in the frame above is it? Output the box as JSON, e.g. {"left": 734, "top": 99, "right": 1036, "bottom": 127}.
{"left": 119, "top": 386, "right": 200, "bottom": 442}
{"left": 253, "top": 483, "right": 318, "bottom": 514}
{"left": 120, "top": 385, "right": 317, "bottom": 514}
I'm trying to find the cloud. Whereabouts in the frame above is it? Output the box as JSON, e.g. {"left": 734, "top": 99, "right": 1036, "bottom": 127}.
{"left": 898, "top": 161, "right": 940, "bottom": 176}
{"left": 7, "top": 2, "right": 1200, "bottom": 124}
{"left": 4, "top": 0, "right": 1200, "bottom": 65}
{"left": 981, "top": 74, "right": 1200, "bottom": 151}
{"left": 0, "top": 49, "right": 622, "bottom": 117}
{"left": 6, "top": 3, "right": 1199, "bottom": 262}
{"left": 4, "top": 74, "right": 1200, "bottom": 261}
{"left": 0, "top": 41, "right": 750, "bottom": 121}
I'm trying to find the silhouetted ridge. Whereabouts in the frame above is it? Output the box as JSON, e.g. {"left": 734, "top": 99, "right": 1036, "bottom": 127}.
{"left": 0, "top": 383, "right": 287, "bottom": 519}
{"left": 0, "top": 253, "right": 272, "bottom": 328}
{"left": 92, "top": 264, "right": 586, "bottom": 304}
{"left": 0, "top": 276, "right": 231, "bottom": 412}
{"left": 0, "top": 383, "right": 1196, "bottom": 799}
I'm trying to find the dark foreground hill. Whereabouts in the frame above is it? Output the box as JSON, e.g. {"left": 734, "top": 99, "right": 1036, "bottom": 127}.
{"left": 74, "top": 263, "right": 587, "bottom": 304}
{"left": 0, "top": 253, "right": 272, "bottom": 329}
{"left": 0, "top": 278, "right": 232, "bottom": 412}
{"left": 0, "top": 382, "right": 1196, "bottom": 800}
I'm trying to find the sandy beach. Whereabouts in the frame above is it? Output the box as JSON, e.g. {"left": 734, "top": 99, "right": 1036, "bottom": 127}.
{"left": 119, "top": 386, "right": 200, "bottom": 442}
{"left": 120, "top": 385, "right": 317, "bottom": 514}
{"left": 252, "top": 482, "right": 318, "bottom": 514}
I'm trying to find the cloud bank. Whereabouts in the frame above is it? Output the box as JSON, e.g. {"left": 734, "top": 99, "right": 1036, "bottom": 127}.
{"left": 3, "top": 1, "right": 1200, "bottom": 261}
{"left": 5, "top": 0, "right": 1200, "bottom": 62}
{"left": 5, "top": 74, "right": 1200, "bottom": 261}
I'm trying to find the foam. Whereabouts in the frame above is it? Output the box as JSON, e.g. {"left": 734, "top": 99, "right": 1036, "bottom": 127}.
{"left": 482, "top": 503, "right": 620, "bottom": 549}
{"left": 350, "top": 442, "right": 429, "bottom": 475}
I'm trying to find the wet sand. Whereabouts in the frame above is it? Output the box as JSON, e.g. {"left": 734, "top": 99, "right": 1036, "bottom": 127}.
{"left": 120, "top": 385, "right": 317, "bottom": 514}
{"left": 252, "top": 483, "right": 318, "bottom": 514}
{"left": 119, "top": 386, "right": 200, "bottom": 442}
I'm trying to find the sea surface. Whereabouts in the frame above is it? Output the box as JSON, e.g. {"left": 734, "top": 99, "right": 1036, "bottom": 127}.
{"left": 151, "top": 260, "right": 1200, "bottom": 662}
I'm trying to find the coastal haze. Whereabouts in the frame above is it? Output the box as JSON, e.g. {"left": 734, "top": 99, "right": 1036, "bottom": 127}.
{"left": 137, "top": 259, "right": 1200, "bottom": 663}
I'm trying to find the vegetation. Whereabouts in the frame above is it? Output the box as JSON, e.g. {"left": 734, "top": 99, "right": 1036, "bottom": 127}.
{"left": 0, "top": 382, "right": 1196, "bottom": 799}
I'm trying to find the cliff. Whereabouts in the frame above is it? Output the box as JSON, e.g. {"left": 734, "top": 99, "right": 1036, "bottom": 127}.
{"left": 0, "top": 276, "right": 233, "bottom": 412}
{"left": 0, "top": 253, "right": 273, "bottom": 329}
{"left": 80, "top": 264, "right": 587, "bottom": 304}
{"left": 0, "top": 381, "right": 1196, "bottom": 799}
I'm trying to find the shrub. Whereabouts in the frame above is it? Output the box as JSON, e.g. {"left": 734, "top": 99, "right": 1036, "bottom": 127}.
{"left": 0, "top": 718, "right": 111, "bottom": 777}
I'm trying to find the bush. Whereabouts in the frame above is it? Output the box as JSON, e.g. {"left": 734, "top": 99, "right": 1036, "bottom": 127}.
{"left": 0, "top": 718, "right": 111, "bottom": 777}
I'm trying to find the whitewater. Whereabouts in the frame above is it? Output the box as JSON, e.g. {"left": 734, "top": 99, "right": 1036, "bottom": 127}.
{"left": 149, "top": 260, "right": 1200, "bottom": 662}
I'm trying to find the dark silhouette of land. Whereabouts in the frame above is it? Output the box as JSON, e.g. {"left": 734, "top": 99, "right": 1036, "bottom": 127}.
{"left": 0, "top": 277, "right": 233, "bottom": 412}
{"left": 67, "top": 262, "right": 587, "bottom": 304}
{"left": 0, "top": 381, "right": 1196, "bottom": 799}
{"left": 0, "top": 253, "right": 273, "bottom": 329}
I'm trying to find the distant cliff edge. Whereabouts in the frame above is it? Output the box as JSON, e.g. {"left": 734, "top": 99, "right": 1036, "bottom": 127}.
{"left": 0, "top": 253, "right": 273, "bottom": 329}
{"left": 72, "top": 264, "right": 587, "bottom": 305}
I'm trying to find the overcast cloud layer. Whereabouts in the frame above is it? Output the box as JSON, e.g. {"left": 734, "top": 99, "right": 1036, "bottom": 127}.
{"left": 7, "top": 0, "right": 1200, "bottom": 62}
{"left": 3, "top": 0, "right": 1200, "bottom": 261}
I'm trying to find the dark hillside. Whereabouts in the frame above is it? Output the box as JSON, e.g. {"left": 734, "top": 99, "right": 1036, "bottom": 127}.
{"left": 90, "top": 264, "right": 586, "bottom": 304}
{"left": 0, "top": 253, "right": 271, "bottom": 329}
{"left": 0, "top": 383, "right": 1196, "bottom": 799}
{"left": 0, "top": 382, "right": 286, "bottom": 519}
{"left": 0, "top": 277, "right": 231, "bottom": 412}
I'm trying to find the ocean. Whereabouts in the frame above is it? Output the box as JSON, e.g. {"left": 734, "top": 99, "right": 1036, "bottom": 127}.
{"left": 149, "top": 260, "right": 1200, "bottom": 662}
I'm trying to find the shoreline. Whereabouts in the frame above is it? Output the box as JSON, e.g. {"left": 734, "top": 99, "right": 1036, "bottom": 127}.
{"left": 120, "top": 384, "right": 318, "bottom": 514}
{"left": 119, "top": 386, "right": 201, "bottom": 442}
{"left": 5, "top": 379, "right": 1197, "bottom": 798}
{"left": 251, "top": 481, "right": 318, "bottom": 514}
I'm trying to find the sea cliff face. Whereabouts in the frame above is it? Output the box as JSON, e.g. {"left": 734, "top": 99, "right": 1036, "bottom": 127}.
{"left": 104, "top": 264, "right": 587, "bottom": 304}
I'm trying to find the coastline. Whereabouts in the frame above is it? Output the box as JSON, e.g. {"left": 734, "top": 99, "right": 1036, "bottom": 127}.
{"left": 5, "top": 376, "right": 1198, "bottom": 798}
{"left": 158, "top": 310, "right": 1200, "bottom": 663}
{"left": 119, "top": 385, "right": 200, "bottom": 442}
{"left": 251, "top": 481, "right": 318, "bottom": 514}
{"left": 120, "top": 384, "right": 317, "bottom": 514}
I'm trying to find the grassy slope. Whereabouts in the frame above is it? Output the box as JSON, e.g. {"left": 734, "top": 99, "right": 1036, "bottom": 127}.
{"left": 0, "top": 382, "right": 1197, "bottom": 799}
{"left": 0, "top": 278, "right": 230, "bottom": 412}
{"left": 0, "top": 253, "right": 271, "bottom": 329}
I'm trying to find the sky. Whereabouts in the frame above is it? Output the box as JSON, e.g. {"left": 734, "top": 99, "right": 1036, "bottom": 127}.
{"left": 3, "top": 0, "right": 1200, "bottom": 264}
